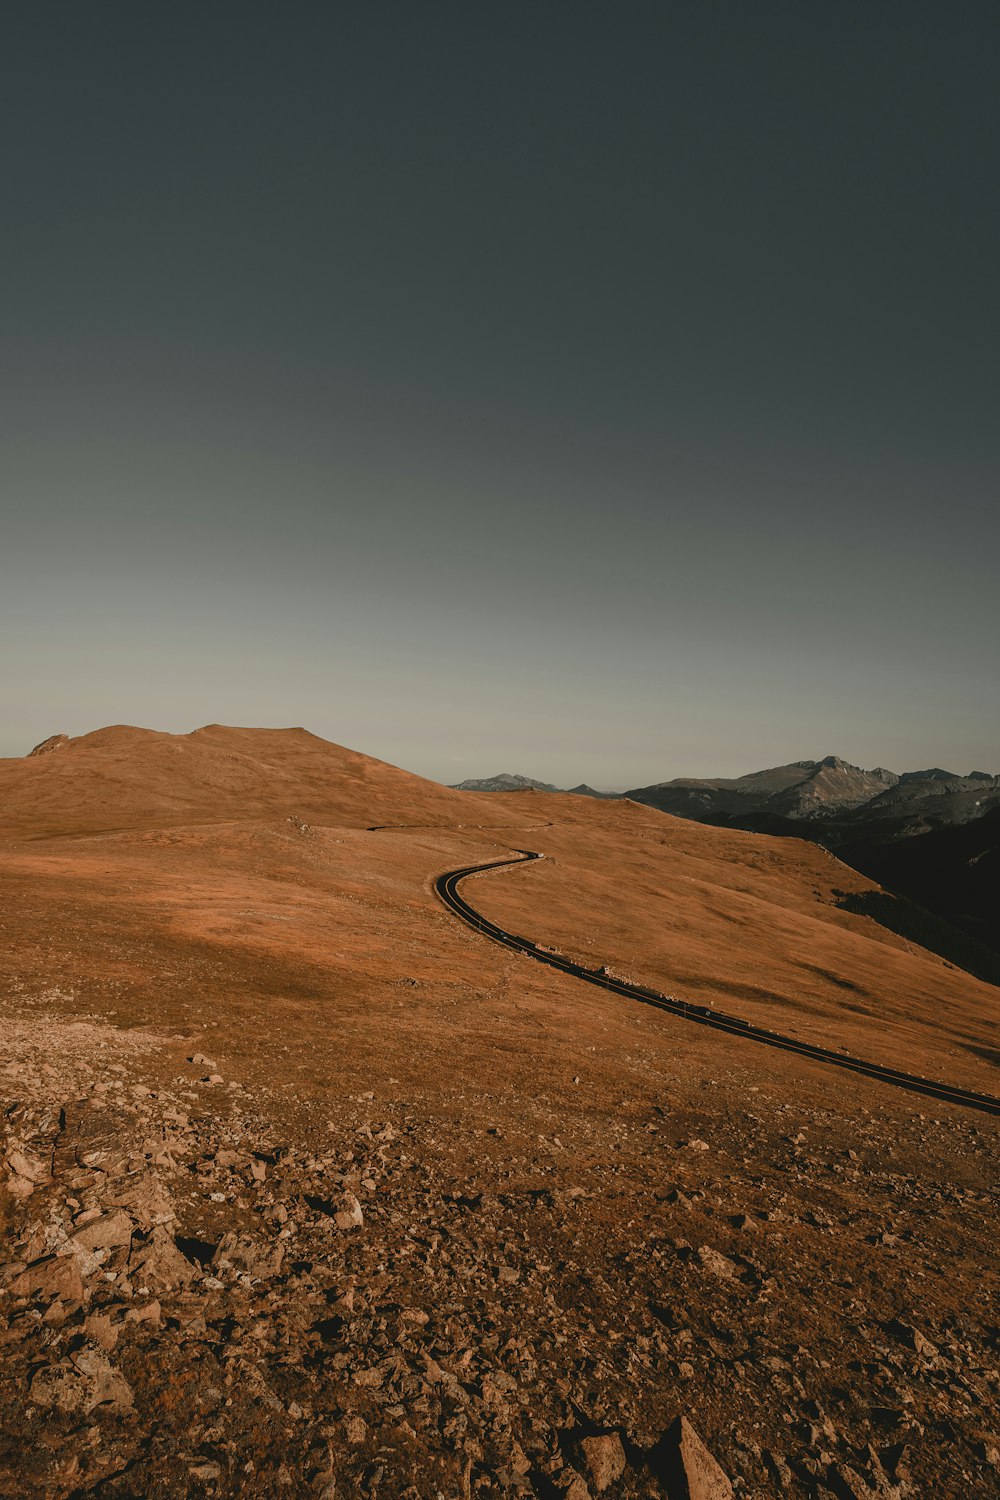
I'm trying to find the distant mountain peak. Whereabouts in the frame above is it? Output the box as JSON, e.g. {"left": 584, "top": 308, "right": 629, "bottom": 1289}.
{"left": 450, "top": 773, "right": 618, "bottom": 798}
{"left": 450, "top": 773, "right": 561, "bottom": 794}
{"left": 627, "top": 755, "right": 904, "bottom": 822}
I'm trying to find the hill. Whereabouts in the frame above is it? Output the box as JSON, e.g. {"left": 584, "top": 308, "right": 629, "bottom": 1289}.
{"left": 1, "top": 724, "right": 499, "bottom": 837}
{"left": 1, "top": 725, "right": 998, "bottom": 1496}
{"left": 843, "top": 805, "right": 1000, "bottom": 962}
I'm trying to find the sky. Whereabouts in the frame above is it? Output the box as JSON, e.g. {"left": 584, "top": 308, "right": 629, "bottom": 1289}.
{"left": 3, "top": 3, "right": 998, "bottom": 787}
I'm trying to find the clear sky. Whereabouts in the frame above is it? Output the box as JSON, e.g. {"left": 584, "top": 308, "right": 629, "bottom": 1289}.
{"left": 3, "top": 3, "right": 998, "bottom": 786}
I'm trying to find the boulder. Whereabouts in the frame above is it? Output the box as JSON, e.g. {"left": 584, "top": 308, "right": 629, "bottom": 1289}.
{"left": 579, "top": 1432, "right": 627, "bottom": 1492}
{"left": 128, "top": 1226, "right": 195, "bottom": 1289}
{"left": 649, "top": 1416, "right": 733, "bottom": 1499}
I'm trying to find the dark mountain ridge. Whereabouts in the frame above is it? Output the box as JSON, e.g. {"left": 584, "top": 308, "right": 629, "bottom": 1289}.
{"left": 626, "top": 756, "right": 998, "bottom": 834}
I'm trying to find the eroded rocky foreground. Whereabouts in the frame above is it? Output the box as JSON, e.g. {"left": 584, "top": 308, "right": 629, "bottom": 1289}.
{"left": 2, "top": 1001, "right": 997, "bottom": 1500}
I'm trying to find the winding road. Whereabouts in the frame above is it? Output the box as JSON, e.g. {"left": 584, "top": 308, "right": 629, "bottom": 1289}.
{"left": 436, "top": 848, "right": 1000, "bottom": 1118}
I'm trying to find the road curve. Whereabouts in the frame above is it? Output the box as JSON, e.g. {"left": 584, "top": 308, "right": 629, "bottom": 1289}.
{"left": 435, "top": 849, "right": 1000, "bottom": 1119}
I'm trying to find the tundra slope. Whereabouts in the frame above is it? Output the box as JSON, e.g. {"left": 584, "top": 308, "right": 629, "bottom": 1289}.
{"left": 1, "top": 726, "right": 997, "bottom": 1499}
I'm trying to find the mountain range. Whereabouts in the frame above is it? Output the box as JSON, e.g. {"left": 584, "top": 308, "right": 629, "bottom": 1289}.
{"left": 451, "top": 772, "right": 619, "bottom": 798}
{"left": 453, "top": 755, "right": 1000, "bottom": 971}
{"left": 453, "top": 754, "right": 999, "bottom": 836}
{"left": 624, "top": 754, "right": 999, "bottom": 839}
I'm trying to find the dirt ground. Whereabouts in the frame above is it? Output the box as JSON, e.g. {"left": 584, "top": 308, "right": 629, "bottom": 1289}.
{"left": 1, "top": 728, "right": 997, "bottom": 1498}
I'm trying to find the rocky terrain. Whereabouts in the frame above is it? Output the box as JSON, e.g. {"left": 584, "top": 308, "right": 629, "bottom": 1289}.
{"left": 4, "top": 989, "right": 998, "bottom": 1500}
{"left": 2, "top": 727, "right": 998, "bottom": 1498}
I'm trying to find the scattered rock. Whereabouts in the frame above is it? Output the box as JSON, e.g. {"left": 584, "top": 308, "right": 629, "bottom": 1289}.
{"left": 128, "top": 1226, "right": 196, "bottom": 1289}
{"left": 84, "top": 1311, "right": 119, "bottom": 1351}
{"left": 30, "top": 1346, "right": 133, "bottom": 1414}
{"left": 189, "top": 1461, "right": 223, "bottom": 1483}
{"left": 885, "top": 1318, "right": 938, "bottom": 1357}
{"left": 697, "top": 1246, "right": 738, "bottom": 1279}
{"left": 557, "top": 1469, "right": 592, "bottom": 1500}
{"left": 826, "top": 1447, "right": 903, "bottom": 1500}
{"left": 5, "top": 1145, "right": 49, "bottom": 1186}
{"left": 333, "top": 1192, "right": 364, "bottom": 1230}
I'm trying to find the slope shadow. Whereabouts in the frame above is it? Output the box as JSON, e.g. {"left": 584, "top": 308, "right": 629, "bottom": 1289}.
{"left": 834, "top": 889, "right": 1000, "bottom": 989}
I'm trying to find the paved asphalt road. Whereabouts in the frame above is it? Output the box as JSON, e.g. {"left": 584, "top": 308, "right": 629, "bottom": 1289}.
{"left": 436, "top": 848, "right": 1000, "bottom": 1119}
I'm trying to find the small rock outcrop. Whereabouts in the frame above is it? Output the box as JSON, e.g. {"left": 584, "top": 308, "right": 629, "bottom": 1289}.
{"left": 27, "top": 734, "right": 69, "bottom": 757}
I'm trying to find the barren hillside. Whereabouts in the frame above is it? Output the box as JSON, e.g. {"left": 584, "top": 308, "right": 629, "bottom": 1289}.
{"left": 1, "top": 728, "right": 997, "bottom": 1499}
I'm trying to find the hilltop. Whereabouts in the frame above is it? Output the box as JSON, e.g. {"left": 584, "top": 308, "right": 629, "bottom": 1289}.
{"left": 2, "top": 724, "right": 496, "bottom": 837}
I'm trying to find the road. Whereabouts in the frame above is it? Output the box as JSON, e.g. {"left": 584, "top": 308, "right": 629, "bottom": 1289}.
{"left": 436, "top": 848, "right": 1000, "bottom": 1118}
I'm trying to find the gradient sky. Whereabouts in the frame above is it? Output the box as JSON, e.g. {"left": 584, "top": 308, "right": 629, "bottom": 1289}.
{"left": 3, "top": 3, "right": 998, "bottom": 786}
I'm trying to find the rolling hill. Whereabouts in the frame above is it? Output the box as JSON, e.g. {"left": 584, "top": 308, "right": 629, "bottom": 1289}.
{"left": 1, "top": 725, "right": 998, "bottom": 1496}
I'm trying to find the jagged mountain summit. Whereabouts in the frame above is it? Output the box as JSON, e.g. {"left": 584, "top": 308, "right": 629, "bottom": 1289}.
{"left": 626, "top": 755, "right": 899, "bottom": 822}
{"left": 452, "top": 755, "right": 1000, "bottom": 834}
{"left": 626, "top": 755, "right": 998, "bottom": 832}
